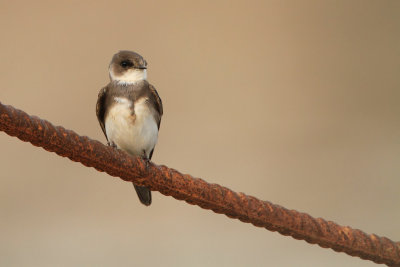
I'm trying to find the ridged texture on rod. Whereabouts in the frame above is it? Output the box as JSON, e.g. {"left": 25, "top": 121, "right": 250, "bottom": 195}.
{"left": 0, "top": 101, "right": 399, "bottom": 266}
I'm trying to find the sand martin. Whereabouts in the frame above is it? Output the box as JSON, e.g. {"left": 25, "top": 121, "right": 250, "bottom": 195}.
{"left": 96, "top": 51, "right": 163, "bottom": 206}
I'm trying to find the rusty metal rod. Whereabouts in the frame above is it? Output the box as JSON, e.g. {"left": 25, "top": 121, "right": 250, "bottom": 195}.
{"left": 0, "top": 101, "right": 399, "bottom": 266}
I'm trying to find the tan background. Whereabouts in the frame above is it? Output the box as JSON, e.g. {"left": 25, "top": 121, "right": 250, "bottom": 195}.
{"left": 0, "top": 1, "right": 399, "bottom": 266}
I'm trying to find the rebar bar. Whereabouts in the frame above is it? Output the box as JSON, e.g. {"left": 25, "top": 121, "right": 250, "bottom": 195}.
{"left": 0, "top": 100, "right": 399, "bottom": 266}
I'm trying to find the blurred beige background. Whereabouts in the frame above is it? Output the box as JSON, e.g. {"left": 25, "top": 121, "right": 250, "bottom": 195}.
{"left": 0, "top": 1, "right": 399, "bottom": 266}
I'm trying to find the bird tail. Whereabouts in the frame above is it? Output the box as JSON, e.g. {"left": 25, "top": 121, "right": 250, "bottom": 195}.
{"left": 133, "top": 184, "right": 152, "bottom": 206}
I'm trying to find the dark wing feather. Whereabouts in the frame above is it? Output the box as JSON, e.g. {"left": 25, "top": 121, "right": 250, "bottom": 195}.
{"left": 148, "top": 83, "right": 163, "bottom": 129}
{"left": 96, "top": 86, "right": 108, "bottom": 139}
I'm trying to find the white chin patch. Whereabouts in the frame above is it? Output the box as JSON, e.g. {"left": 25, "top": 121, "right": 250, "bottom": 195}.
{"left": 110, "top": 69, "right": 147, "bottom": 85}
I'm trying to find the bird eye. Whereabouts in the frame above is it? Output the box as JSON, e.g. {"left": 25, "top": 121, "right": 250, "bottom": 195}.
{"left": 120, "top": 60, "right": 133, "bottom": 68}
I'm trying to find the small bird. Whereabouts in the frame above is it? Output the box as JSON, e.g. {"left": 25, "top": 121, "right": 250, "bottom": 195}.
{"left": 96, "top": 51, "right": 163, "bottom": 206}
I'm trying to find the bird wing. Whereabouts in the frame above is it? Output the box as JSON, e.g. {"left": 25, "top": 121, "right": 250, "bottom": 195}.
{"left": 148, "top": 83, "right": 163, "bottom": 129}
{"left": 96, "top": 85, "right": 109, "bottom": 139}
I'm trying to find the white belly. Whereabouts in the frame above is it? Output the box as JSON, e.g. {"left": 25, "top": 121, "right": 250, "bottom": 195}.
{"left": 105, "top": 97, "right": 158, "bottom": 158}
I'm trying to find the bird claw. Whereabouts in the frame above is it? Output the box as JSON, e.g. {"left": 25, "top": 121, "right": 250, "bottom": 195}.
{"left": 143, "top": 158, "right": 150, "bottom": 169}
{"left": 142, "top": 150, "right": 150, "bottom": 169}
{"left": 107, "top": 141, "right": 118, "bottom": 148}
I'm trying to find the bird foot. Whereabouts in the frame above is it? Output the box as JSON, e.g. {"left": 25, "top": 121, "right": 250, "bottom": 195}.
{"left": 107, "top": 141, "right": 118, "bottom": 148}
{"left": 142, "top": 150, "right": 150, "bottom": 169}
